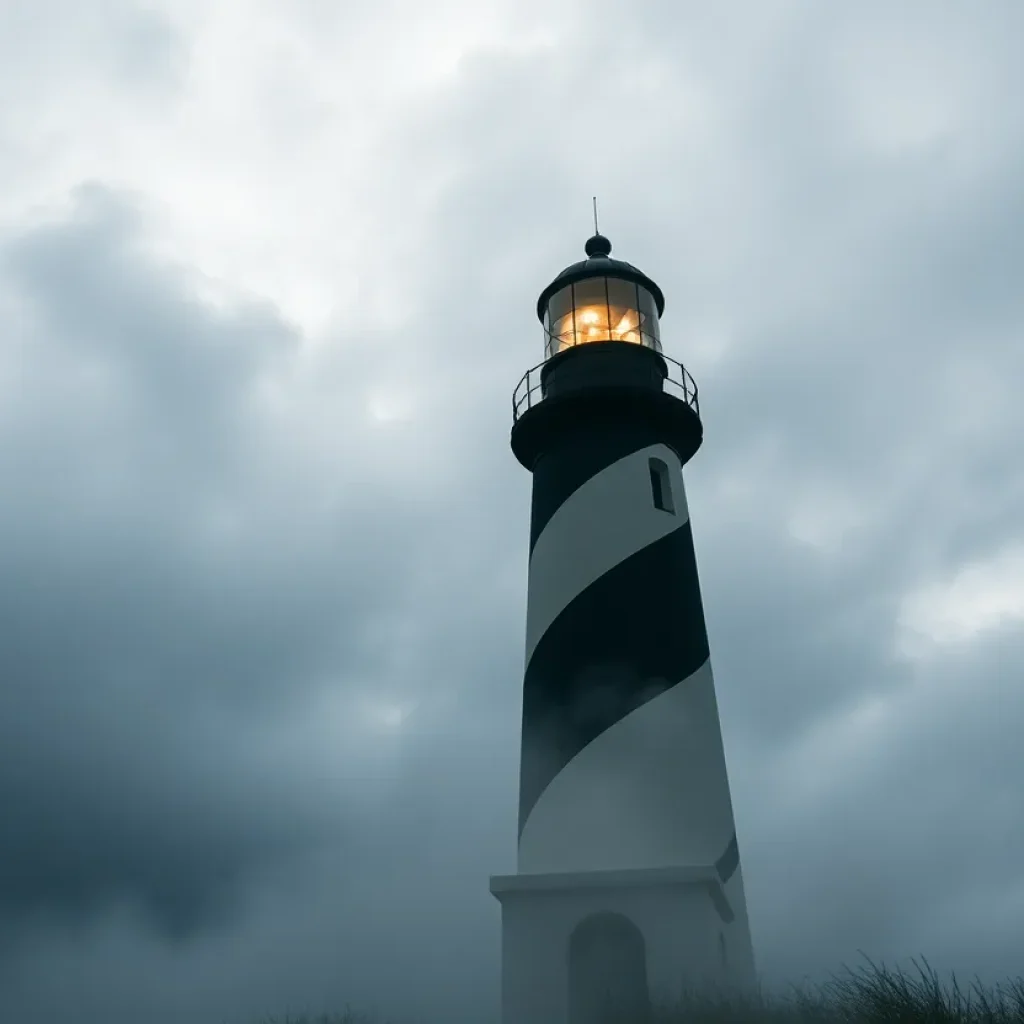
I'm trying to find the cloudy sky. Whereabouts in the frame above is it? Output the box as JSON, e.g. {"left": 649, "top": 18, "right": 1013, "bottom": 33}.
{"left": 1, "top": 1, "right": 1023, "bottom": 1021}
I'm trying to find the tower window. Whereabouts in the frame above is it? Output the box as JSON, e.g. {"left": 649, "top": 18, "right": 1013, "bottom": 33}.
{"left": 719, "top": 932, "right": 728, "bottom": 970}
{"left": 649, "top": 458, "right": 675, "bottom": 514}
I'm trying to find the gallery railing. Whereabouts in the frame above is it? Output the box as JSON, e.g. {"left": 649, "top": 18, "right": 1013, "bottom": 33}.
{"left": 512, "top": 349, "right": 699, "bottom": 424}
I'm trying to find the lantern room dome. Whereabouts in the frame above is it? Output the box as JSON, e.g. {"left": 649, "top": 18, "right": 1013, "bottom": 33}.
{"left": 535, "top": 234, "right": 665, "bottom": 323}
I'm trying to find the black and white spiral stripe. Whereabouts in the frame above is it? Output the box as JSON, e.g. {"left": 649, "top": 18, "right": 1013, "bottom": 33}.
{"left": 517, "top": 435, "right": 743, "bottom": 889}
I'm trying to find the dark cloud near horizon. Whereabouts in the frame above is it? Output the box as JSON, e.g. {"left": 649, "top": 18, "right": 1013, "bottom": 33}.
{"left": 1, "top": 3, "right": 1024, "bottom": 1024}
{"left": 0, "top": 185, "right": 431, "bottom": 945}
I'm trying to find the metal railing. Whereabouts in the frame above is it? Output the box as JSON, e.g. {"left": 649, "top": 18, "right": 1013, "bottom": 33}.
{"left": 512, "top": 350, "right": 700, "bottom": 423}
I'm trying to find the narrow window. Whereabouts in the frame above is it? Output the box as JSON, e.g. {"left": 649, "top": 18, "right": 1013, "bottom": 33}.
{"left": 719, "top": 932, "right": 728, "bottom": 970}
{"left": 649, "top": 458, "right": 675, "bottom": 514}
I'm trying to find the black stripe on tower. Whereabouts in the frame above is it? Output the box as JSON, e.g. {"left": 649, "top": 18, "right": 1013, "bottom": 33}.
{"left": 716, "top": 833, "right": 739, "bottom": 884}
{"left": 517, "top": 517, "right": 711, "bottom": 837}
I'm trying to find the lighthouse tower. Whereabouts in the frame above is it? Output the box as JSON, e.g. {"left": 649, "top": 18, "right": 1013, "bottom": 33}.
{"left": 490, "top": 232, "right": 756, "bottom": 1024}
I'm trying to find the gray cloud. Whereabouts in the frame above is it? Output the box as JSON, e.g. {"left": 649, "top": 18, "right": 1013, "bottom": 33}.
{"left": 0, "top": 184, "right": 422, "bottom": 946}
{"left": 0, "top": 1, "right": 183, "bottom": 103}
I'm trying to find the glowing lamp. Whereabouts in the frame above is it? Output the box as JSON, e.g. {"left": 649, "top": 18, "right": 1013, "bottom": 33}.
{"left": 536, "top": 233, "right": 664, "bottom": 359}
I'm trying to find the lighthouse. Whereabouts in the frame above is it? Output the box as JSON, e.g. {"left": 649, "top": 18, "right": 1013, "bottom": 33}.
{"left": 489, "top": 232, "right": 756, "bottom": 1024}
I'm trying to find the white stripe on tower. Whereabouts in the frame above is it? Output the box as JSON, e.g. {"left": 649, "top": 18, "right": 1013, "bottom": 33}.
{"left": 517, "top": 442, "right": 740, "bottom": 880}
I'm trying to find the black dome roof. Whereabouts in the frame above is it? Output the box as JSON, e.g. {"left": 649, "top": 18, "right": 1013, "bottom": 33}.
{"left": 536, "top": 234, "right": 665, "bottom": 322}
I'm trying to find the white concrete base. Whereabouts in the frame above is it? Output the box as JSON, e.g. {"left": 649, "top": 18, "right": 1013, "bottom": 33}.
{"left": 490, "top": 865, "right": 755, "bottom": 1024}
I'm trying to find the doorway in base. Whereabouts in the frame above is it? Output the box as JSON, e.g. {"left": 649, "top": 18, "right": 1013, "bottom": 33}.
{"left": 567, "top": 911, "right": 650, "bottom": 1024}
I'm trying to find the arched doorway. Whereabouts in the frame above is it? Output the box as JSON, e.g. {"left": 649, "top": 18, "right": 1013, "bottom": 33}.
{"left": 567, "top": 911, "right": 650, "bottom": 1024}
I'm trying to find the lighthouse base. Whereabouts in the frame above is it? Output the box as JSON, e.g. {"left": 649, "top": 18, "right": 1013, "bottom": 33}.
{"left": 489, "top": 865, "right": 756, "bottom": 1024}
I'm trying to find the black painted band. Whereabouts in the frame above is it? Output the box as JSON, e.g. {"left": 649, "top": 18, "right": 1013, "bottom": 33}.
{"left": 715, "top": 834, "right": 739, "bottom": 885}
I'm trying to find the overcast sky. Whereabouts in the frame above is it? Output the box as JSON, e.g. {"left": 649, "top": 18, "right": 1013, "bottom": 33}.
{"left": 1, "top": 1, "right": 1023, "bottom": 1022}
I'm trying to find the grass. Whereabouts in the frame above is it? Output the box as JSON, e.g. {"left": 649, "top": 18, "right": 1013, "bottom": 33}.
{"left": 255, "top": 956, "right": 1024, "bottom": 1024}
{"left": 653, "top": 956, "right": 1024, "bottom": 1024}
